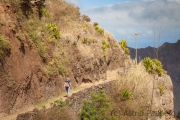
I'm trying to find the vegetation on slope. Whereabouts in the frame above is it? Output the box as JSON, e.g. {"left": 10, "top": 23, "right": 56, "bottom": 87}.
{"left": 119, "top": 38, "right": 130, "bottom": 54}
{"left": 142, "top": 57, "right": 166, "bottom": 76}
{"left": 0, "top": 1, "right": 171, "bottom": 120}
{"left": 0, "top": 34, "right": 10, "bottom": 59}
{"left": 31, "top": 62, "right": 171, "bottom": 120}
{"left": 1, "top": 0, "right": 118, "bottom": 78}
{"left": 79, "top": 90, "right": 118, "bottom": 120}
{"left": 0, "top": 0, "right": 86, "bottom": 77}
{"left": 34, "top": 99, "right": 76, "bottom": 120}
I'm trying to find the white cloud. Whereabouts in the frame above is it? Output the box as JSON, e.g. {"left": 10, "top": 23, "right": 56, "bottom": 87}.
{"left": 66, "top": 0, "right": 82, "bottom": 8}
{"left": 167, "top": 0, "right": 180, "bottom": 3}
{"left": 81, "top": 0, "right": 180, "bottom": 48}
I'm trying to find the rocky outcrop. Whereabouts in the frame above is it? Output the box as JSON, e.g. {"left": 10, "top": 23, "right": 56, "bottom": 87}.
{"left": 16, "top": 108, "right": 38, "bottom": 120}
{"left": 151, "top": 75, "right": 174, "bottom": 120}
{"left": 129, "top": 40, "right": 180, "bottom": 116}
{"left": 16, "top": 81, "right": 115, "bottom": 120}
{"left": 0, "top": 1, "right": 131, "bottom": 117}
{"left": 16, "top": 64, "right": 175, "bottom": 120}
{"left": 67, "top": 80, "right": 115, "bottom": 113}
{"left": 0, "top": 1, "right": 175, "bottom": 119}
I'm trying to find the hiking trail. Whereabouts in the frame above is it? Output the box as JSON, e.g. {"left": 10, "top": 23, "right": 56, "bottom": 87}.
{"left": 1, "top": 69, "right": 119, "bottom": 120}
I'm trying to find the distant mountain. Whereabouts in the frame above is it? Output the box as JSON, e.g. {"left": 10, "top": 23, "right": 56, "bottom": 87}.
{"left": 129, "top": 40, "right": 180, "bottom": 115}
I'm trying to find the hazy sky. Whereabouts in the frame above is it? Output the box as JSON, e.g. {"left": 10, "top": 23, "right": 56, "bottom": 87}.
{"left": 66, "top": 0, "right": 180, "bottom": 48}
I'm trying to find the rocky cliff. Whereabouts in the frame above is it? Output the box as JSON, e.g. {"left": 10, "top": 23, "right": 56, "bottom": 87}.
{"left": 0, "top": 0, "right": 176, "bottom": 120}
{"left": 129, "top": 40, "right": 180, "bottom": 116}
{"left": 16, "top": 63, "right": 175, "bottom": 120}
{"left": 0, "top": 0, "right": 131, "bottom": 117}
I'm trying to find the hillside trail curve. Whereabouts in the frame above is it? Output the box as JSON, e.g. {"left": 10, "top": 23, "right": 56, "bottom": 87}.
{"left": 0, "top": 69, "right": 120, "bottom": 120}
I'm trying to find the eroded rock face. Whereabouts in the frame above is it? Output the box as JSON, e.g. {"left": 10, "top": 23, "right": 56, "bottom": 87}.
{"left": 16, "top": 73, "right": 175, "bottom": 120}
{"left": 0, "top": 2, "right": 132, "bottom": 117}
{"left": 129, "top": 40, "right": 180, "bottom": 116}
{"left": 151, "top": 75, "right": 174, "bottom": 120}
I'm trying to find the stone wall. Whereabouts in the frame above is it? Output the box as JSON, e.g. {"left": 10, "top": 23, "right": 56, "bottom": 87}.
{"left": 16, "top": 80, "right": 116, "bottom": 120}
{"left": 16, "top": 74, "right": 176, "bottom": 120}
{"left": 67, "top": 80, "right": 116, "bottom": 113}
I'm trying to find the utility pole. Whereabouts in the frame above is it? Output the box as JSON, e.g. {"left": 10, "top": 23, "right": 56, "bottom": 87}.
{"left": 132, "top": 33, "right": 141, "bottom": 65}
{"left": 153, "top": 23, "right": 162, "bottom": 59}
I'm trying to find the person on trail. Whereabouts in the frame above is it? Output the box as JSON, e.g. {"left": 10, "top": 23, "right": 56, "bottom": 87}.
{"left": 64, "top": 78, "right": 71, "bottom": 97}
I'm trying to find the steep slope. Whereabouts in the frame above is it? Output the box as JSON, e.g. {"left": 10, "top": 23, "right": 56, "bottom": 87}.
{"left": 129, "top": 40, "right": 180, "bottom": 116}
{"left": 0, "top": 0, "right": 131, "bottom": 117}
{"left": 16, "top": 63, "right": 175, "bottom": 120}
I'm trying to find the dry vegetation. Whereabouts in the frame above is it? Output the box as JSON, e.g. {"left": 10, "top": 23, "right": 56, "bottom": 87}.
{"left": 34, "top": 106, "right": 77, "bottom": 120}
{"left": 32, "top": 63, "right": 159, "bottom": 120}
{"left": 110, "top": 63, "right": 155, "bottom": 120}
{"left": 0, "top": 0, "right": 173, "bottom": 120}
{"left": 3, "top": 0, "right": 115, "bottom": 78}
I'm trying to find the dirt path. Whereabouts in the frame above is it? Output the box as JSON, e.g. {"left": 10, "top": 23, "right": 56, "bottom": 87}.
{"left": 0, "top": 69, "right": 119, "bottom": 120}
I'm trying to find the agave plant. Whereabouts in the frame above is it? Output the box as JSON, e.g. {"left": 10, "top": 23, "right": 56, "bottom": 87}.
{"left": 153, "top": 59, "right": 162, "bottom": 68}
{"left": 119, "top": 38, "right": 127, "bottom": 50}
{"left": 142, "top": 57, "right": 154, "bottom": 74}
{"left": 121, "top": 89, "right": 132, "bottom": 101}
{"left": 119, "top": 38, "right": 130, "bottom": 55}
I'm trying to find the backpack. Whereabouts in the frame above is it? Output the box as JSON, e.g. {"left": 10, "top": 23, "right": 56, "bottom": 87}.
{"left": 65, "top": 80, "right": 70, "bottom": 87}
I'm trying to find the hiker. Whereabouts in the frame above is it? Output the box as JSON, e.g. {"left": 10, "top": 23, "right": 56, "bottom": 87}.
{"left": 64, "top": 78, "right": 71, "bottom": 97}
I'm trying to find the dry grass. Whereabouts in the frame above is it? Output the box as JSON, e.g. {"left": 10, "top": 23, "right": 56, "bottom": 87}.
{"left": 34, "top": 106, "right": 78, "bottom": 120}
{"left": 109, "top": 63, "right": 155, "bottom": 120}
{"left": 41, "top": 0, "right": 117, "bottom": 61}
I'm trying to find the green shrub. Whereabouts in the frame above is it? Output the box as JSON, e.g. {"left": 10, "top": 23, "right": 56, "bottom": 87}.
{"left": 142, "top": 57, "right": 166, "bottom": 76}
{"left": 72, "top": 41, "right": 77, "bottom": 46}
{"left": 82, "top": 37, "right": 88, "bottom": 44}
{"left": 154, "top": 58, "right": 167, "bottom": 76}
{"left": 43, "top": 66, "right": 55, "bottom": 78}
{"left": 41, "top": 8, "right": 50, "bottom": 18}
{"left": 0, "top": 34, "right": 10, "bottom": 58}
{"left": 29, "top": 31, "right": 39, "bottom": 42}
{"left": 155, "top": 66, "right": 167, "bottom": 76}
{"left": 82, "top": 37, "right": 98, "bottom": 44}
{"left": 102, "top": 40, "right": 110, "bottom": 49}
{"left": 37, "top": 42, "right": 47, "bottom": 58}
{"left": 93, "top": 22, "right": 98, "bottom": 26}
{"left": 79, "top": 100, "right": 98, "bottom": 120}
{"left": 158, "top": 109, "right": 164, "bottom": 116}
{"left": 125, "top": 47, "right": 130, "bottom": 54}
{"left": 91, "top": 39, "right": 98, "bottom": 43}
{"left": 94, "top": 25, "right": 104, "bottom": 35}
{"left": 142, "top": 57, "right": 154, "bottom": 74}
{"left": 57, "top": 64, "right": 66, "bottom": 76}
{"left": 119, "top": 39, "right": 130, "bottom": 54}
{"left": 98, "top": 28, "right": 104, "bottom": 35}
{"left": 158, "top": 85, "right": 165, "bottom": 95}
{"left": 103, "top": 52, "right": 107, "bottom": 57}
{"left": 153, "top": 59, "right": 162, "bottom": 67}
{"left": 50, "top": 99, "right": 68, "bottom": 108}
{"left": 121, "top": 89, "right": 132, "bottom": 101}
{"left": 47, "top": 23, "right": 60, "bottom": 39}
{"left": 102, "top": 40, "right": 110, "bottom": 57}
{"left": 79, "top": 90, "right": 117, "bottom": 120}
{"left": 16, "top": 33, "right": 25, "bottom": 43}
{"left": 82, "top": 14, "right": 91, "bottom": 22}
{"left": 119, "top": 39, "right": 127, "bottom": 49}
{"left": 95, "top": 25, "right": 99, "bottom": 31}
